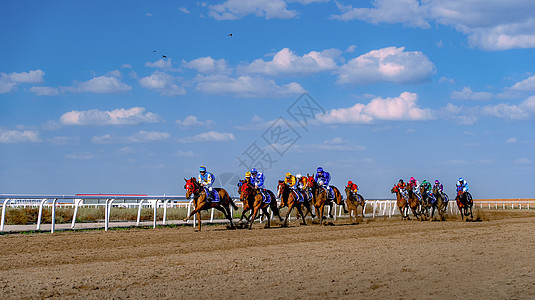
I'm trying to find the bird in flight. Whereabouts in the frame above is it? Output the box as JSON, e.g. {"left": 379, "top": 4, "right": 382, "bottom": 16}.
{"left": 162, "top": 55, "right": 167, "bottom": 58}
{"left": 228, "top": 33, "right": 232, "bottom": 37}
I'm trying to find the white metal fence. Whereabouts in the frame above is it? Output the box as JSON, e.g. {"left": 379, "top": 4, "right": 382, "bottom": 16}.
{"left": 0, "top": 194, "right": 532, "bottom": 233}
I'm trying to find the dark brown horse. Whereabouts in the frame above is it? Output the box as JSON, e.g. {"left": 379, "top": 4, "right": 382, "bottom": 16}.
{"left": 240, "top": 182, "right": 283, "bottom": 229}
{"left": 391, "top": 186, "right": 409, "bottom": 220}
{"left": 277, "top": 180, "right": 309, "bottom": 227}
{"left": 183, "top": 177, "right": 238, "bottom": 231}
{"left": 406, "top": 186, "right": 421, "bottom": 220}
{"left": 345, "top": 186, "right": 365, "bottom": 223}
{"left": 432, "top": 186, "right": 449, "bottom": 221}
{"left": 455, "top": 190, "right": 473, "bottom": 221}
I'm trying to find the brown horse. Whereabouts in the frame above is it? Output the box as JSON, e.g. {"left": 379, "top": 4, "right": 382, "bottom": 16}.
{"left": 237, "top": 180, "right": 254, "bottom": 223}
{"left": 419, "top": 185, "right": 432, "bottom": 221}
{"left": 455, "top": 190, "right": 473, "bottom": 221}
{"left": 431, "top": 186, "right": 449, "bottom": 221}
{"left": 277, "top": 180, "right": 309, "bottom": 227}
{"left": 183, "top": 177, "right": 238, "bottom": 231}
{"left": 406, "top": 186, "right": 421, "bottom": 220}
{"left": 391, "top": 186, "right": 409, "bottom": 220}
{"left": 307, "top": 175, "right": 344, "bottom": 223}
{"left": 240, "top": 182, "right": 283, "bottom": 229}
{"left": 345, "top": 186, "right": 365, "bottom": 223}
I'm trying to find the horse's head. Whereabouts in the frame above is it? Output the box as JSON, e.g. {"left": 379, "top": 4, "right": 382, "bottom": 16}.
{"left": 239, "top": 181, "right": 254, "bottom": 200}
{"left": 391, "top": 186, "right": 396, "bottom": 194}
{"left": 277, "top": 180, "right": 285, "bottom": 198}
{"left": 306, "top": 174, "right": 316, "bottom": 188}
{"left": 184, "top": 177, "right": 199, "bottom": 199}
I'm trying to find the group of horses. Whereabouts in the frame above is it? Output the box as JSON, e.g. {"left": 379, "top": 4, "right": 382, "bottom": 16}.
{"left": 390, "top": 184, "right": 473, "bottom": 221}
{"left": 183, "top": 175, "right": 365, "bottom": 231}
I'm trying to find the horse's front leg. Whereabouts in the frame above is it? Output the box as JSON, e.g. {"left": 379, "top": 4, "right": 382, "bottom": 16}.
{"left": 196, "top": 211, "right": 202, "bottom": 232}
{"left": 282, "top": 203, "right": 294, "bottom": 227}
{"left": 296, "top": 205, "right": 307, "bottom": 225}
{"left": 249, "top": 206, "right": 260, "bottom": 229}
{"left": 327, "top": 201, "right": 334, "bottom": 219}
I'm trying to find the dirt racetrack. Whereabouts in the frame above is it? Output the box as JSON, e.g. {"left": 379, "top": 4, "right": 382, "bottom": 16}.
{"left": 1, "top": 210, "right": 534, "bottom": 299}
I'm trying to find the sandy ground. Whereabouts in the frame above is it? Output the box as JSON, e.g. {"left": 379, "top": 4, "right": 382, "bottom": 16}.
{"left": 0, "top": 209, "right": 534, "bottom": 299}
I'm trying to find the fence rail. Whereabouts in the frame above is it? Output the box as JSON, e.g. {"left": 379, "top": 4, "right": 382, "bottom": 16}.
{"left": 0, "top": 194, "right": 532, "bottom": 233}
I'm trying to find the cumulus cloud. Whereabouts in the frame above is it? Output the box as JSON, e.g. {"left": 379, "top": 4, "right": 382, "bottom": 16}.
{"left": 176, "top": 116, "right": 215, "bottom": 128}
{"left": 60, "top": 107, "right": 161, "bottom": 125}
{"left": 481, "top": 96, "right": 535, "bottom": 120}
{"left": 0, "top": 128, "right": 41, "bottom": 143}
{"left": 182, "top": 57, "right": 230, "bottom": 74}
{"left": 332, "top": 0, "right": 535, "bottom": 50}
{"left": 92, "top": 130, "right": 170, "bottom": 144}
{"left": 208, "top": 0, "right": 298, "bottom": 20}
{"left": 195, "top": 74, "right": 304, "bottom": 98}
{"left": 179, "top": 7, "right": 191, "bottom": 14}
{"left": 332, "top": 0, "right": 430, "bottom": 28}
{"left": 510, "top": 75, "right": 535, "bottom": 91}
{"left": 450, "top": 87, "right": 493, "bottom": 101}
{"left": 179, "top": 131, "right": 236, "bottom": 143}
{"left": 139, "top": 71, "right": 186, "bottom": 96}
{"left": 337, "top": 47, "right": 435, "bottom": 84}
{"left": 317, "top": 92, "right": 434, "bottom": 124}
{"left": 73, "top": 74, "right": 131, "bottom": 93}
{"left": 145, "top": 58, "right": 174, "bottom": 69}
{"left": 506, "top": 137, "right": 517, "bottom": 144}
{"left": 0, "top": 69, "right": 44, "bottom": 93}
{"left": 238, "top": 48, "right": 340, "bottom": 76}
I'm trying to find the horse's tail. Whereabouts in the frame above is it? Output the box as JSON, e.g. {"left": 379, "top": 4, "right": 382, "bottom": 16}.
{"left": 229, "top": 196, "right": 239, "bottom": 210}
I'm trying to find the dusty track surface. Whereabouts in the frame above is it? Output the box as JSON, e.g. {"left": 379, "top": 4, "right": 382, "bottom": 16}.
{"left": 1, "top": 210, "right": 534, "bottom": 299}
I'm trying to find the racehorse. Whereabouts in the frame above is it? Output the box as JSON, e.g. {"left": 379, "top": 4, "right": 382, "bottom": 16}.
{"left": 391, "top": 186, "right": 409, "bottom": 220}
{"left": 432, "top": 186, "right": 449, "bottom": 221}
{"left": 237, "top": 180, "right": 254, "bottom": 223}
{"left": 345, "top": 186, "right": 365, "bottom": 223}
{"left": 239, "top": 182, "right": 283, "bottom": 229}
{"left": 455, "top": 189, "right": 473, "bottom": 221}
{"left": 406, "top": 186, "right": 422, "bottom": 220}
{"left": 307, "top": 175, "right": 344, "bottom": 225}
{"left": 419, "top": 185, "right": 433, "bottom": 220}
{"left": 277, "top": 180, "right": 310, "bottom": 226}
{"left": 183, "top": 177, "right": 238, "bottom": 231}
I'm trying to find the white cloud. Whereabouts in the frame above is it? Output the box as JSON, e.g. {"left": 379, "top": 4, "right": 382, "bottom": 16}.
{"left": 73, "top": 74, "right": 131, "bottom": 93}
{"left": 337, "top": 47, "right": 435, "bottom": 84}
{"left": 139, "top": 71, "right": 186, "bottom": 96}
{"left": 179, "top": 131, "right": 236, "bottom": 143}
{"left": 332, "top": 0, "right": 430, "bottom": 28}
{"left": 182, "top": 57, "right": 230, "bottom": 74}
{"left": 48, "top": 136, "right": 80, "bottom": 146}
{"left": 179, "top": 7, "right": 191, "bottom": 14}
{"left": 332, "top": 0, "right": 535, "bottom": 50}
{"left": 195, "top": 75, "right": 304, "bottom": 97}
{"left": 145, "top": 58, "right": 174, "bottom": 69}
{"left": 92, "top": 131, "right": 170, "bottom": 144}
{"left": 60, "top": 107, "right": 161, "bottom": 125}
{"left": 176, "top": 150, "right": 195, "bottom": 157}
{"left": 315, "top": 137, "right": 366, "bottom": 151}
{"left": 65, "top": 152, "right": 95, "bottom": 160}
{"left": 0, "top": 69, "right": 44, "bottom": 93}
{"left": 440, "top": 103, "right": 479, "bottom": 125}
{"left": 0, "top": 128, "right": 41, "bottom": 143}
{"left": 481, "top": 96, "right": 535, "bottom": 120}
{"left": 238, "top": 48, "right": 340, "bottom": 76}
{"left": 317, "top": 92, "right": 434, "bottom": 124}
{"left": 450, "top": 87, "right": 493, "bottom": 101}
{"left": 30, "top": 86, "right": 59, "bottom": 96}
{"left": 176, "top": 116, "right": 215, "bottom": 128}
{"left": 208, "top": 0, "right": 297, "bottom": 20}
{"left": 510, "top": 75, "right": 535, "bottom": 91}
{"left": 506, "top": 137, "right": 517, "bottom": 144}
{"left": 439, "top": 76, "right": 455, "bottom": 84}
{"left": 513, "top": 158, "right": 533, "bottom": 165}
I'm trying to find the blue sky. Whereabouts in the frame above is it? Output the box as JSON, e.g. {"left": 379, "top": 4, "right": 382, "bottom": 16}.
{"left": 1, "top": 0, "right": 534, "bottom": 198}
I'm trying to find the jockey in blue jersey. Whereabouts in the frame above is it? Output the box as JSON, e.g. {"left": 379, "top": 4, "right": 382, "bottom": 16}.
{"left": 250, "top": 168, "right": 269, "bottom": 202}
{"left": 198, "top": 166, "right": 216, "bottom": 201}
{"left": 315, "top": 167, "right": 334, "bottom": 199}
{"left": 456, "top": 177, "right": 469, "bottom": 194}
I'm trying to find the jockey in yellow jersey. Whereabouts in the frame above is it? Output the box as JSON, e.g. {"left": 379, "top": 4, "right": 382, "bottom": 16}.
{"left": 284, "top": 172, "right": 303, "bottom": 202}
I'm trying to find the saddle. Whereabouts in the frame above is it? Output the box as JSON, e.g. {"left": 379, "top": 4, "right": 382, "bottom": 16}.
{"left": 260, "top": 190, "right": 271, "bottom": 203}
{"left": 204, "top": 188, "right": 220, "bottom": 202}
{"left": 292, "top": 190, "right": 304, "bottom": 202}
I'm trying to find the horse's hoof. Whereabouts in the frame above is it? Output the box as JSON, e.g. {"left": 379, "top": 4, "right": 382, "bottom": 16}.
{"left": 300, "top": 222, "right": 307, "bottom": 226}
{"left": 328, "top": 215, "right": 334, "bottom": 219}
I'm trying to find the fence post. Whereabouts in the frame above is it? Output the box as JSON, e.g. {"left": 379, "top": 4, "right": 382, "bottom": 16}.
{"left": 36, "top": 198, "right": 48, "bottom": 231}
{"left": 136, "top": 199, "right": 145, "bottom": 226}
{"left": 51, "top": 199, "right": 58, "bottom": 233}
{"left": 153, "top": 199, "right": 159, "bottom": 228}
{"left": 163, "top": 200, "right": 170, "bottom": 225}
{"left": 71, "top": 199, "right": 82, "bottom": 228}
{"left": 1, "top": 198, "right": 12, "bottom": 231}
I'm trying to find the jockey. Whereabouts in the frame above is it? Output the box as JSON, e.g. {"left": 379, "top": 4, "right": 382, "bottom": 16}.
{"left": 395, "top": 179, "right": 405, "bottom": 192}
{"left": 250, "top": 168, "right": 269, "bottom": 201}
{"left": 297, "top": 173, "right": 312, "bottom": 200}
{"left": 198, "top": 166, "right": 215, "bottom": 201}
{"left": 347, "top": 180, "right": 358, "bottom": 194}
{"left": 434, "top": 180, "right": 444, "bottom": 193}
{"left": 237, "top": 171, "right": 251, "bottom": 188}
{"left": 284, "top": 172, "right": 297, "bottom": 189}
{"left": 408, "top": 177, "right": 421, "bottom": 199}
{"left": 456, "top": 177, "right": 469, "bottom": 194}
{"left": 421, "top": 180, "right": 435, "bottom": 203}
{"left": 315, "top": 167, "right": 334, "bottom": 199}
